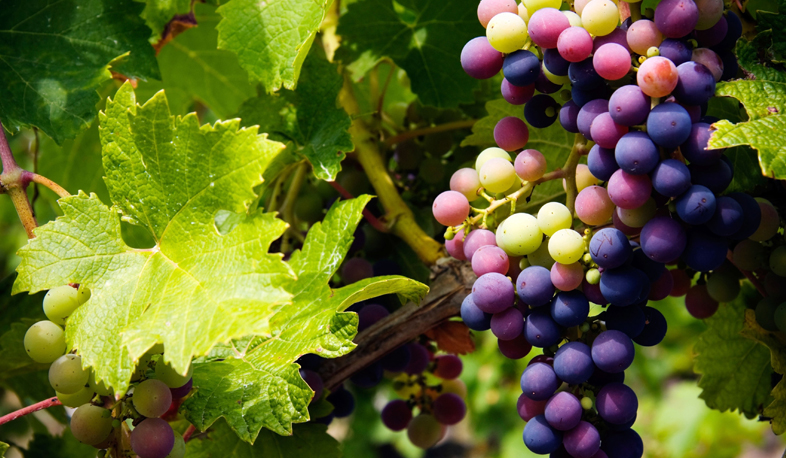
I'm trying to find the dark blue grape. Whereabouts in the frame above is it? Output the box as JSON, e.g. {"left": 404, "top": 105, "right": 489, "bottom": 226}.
{"left": 589, "top": 228, "right": 633, "bottom": 269}
{"left": 577, "top": 99, "right": 609, "bottom": 140}
{"left": 517, "top": 266, "right": 556, "bottom": 307}
{"left": 536, "top": 71, "right": 562, "bottom": 94}
{"left": 675, "top": 185, "right": 716, "bottom": 225}
{"left": 523, "top": 415, "right": 564, "bottom": 454}
{"left": 633, "top": 306, "right": 667, "bottom": 346}
{"left": 632, "top": 249, "right": 666, "bottom": 282}
{"left": 596, "top": 383, "right": 638, "bottom": 424}
{"left": 673, "top": 62, "right": 716, "bottom": 105}
{"left": 718, "top": 49, "right": 739, "bottom": 80}
{"left": 545, "top": 392, "right": 582, "bottom": 431}
{"left": 591, "top": 330, "right": 635, "bottom": 373}
{"left": 658, "top": 39, "right": 692, "bottom": 66}
{"left": 327, "top": 385, "right": 356, "bottom": 418}
{"left": 602, "top": 428, "right": 644, "bottom": 458}
{"left": 707, "top": 196, "right": 743, "bottom": 237}
{"left": 572, "top": 84, "right": 608, "bottom": 107}
{"left": 608, "top": 85, "right": 650, "bottom": 126}
{"left": 650, "top": 159, "right": 691, "bottom": 197}
{"left": 549, "top": 291, "right": 590, "bottom": 327}
{"left": 713, "top": 11, "right": 741, "bottom": 51}
{"left": 689, "top": 158, "right": 733, "bottom": 193}
{"left": 640, "top": 216, "right": 687, "bottom": 263}
{"left": 569, "top": 58, "right": 604, "bottom": 90}
{"left": 504, "top": 50, "right": 542, "bottom": 87}
{"left": 380, "top": 344, "right": 412, "bottom": 372}
{"left": 525, "top": 308, "right": 563, "bottom": 348}
{"left": 646, "top": 103, "right": 692, "bottom": 148}
{"left": 520, "top": 362, "right": 560, "bottom": 401}
{"left": 614, "top": 132, "right": 659, "bottom": 175}
{"left": 588, "top": 145, "right": 619, "bottom": 181}
{"left": 544, "top": 48, "right": 570, "bottom": 76}
{"left": 682, "top": 228, "right": 728, "bottom": 272}
{"left": 554, "top": 341, "right": 594, "bottom": 384}
{"left": 525, "top": 94, "right": 561, "bottom": 128}
{"left": 605, "top": 305, "right": 645, "bottom": 338}
{"left": 588, "top": 366, "right": 625, "bottom": 386}
{"left": 681, "top": 123, "right": 724, "bottom": 165}
{"left": 461, "top": 294, "right": 492, "bottom": 331}
{"left": 728, "top": 192, "right": 762, "bottom": 240}
{"left": 560, "top": 100, "right": 581, "bottom": 133}
{"left": 600, "top": 269, "right": 645, "bottom": 307}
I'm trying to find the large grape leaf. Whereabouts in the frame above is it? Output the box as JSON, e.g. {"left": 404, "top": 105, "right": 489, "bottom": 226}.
{"left": 0, "top": 274, "right": 48, "bottom": 380}
{"left": 13, "top": 83, "right": 294, "bottom": 397}
{"left": 182, "top": 196, "right": 428, "bottom": 441}
{"left": 337, "top": 0, "right": 482, "bottom": 108}
{"left": 235, "top": 53, "right": 353, "bottom": 180}
{"left": 214, "top": 0, "right": 334, "bottom": 92}
{"left": 154, "top": 3, "right": 256, "bottom": 119}
{"left": 694, "top": 287, "right": 774, "bottom": 417}
{"left": 735, "top": 34, "right": 786, "bottom": 84}
{"left": 186, "top": 420, "right": 341, "bottom": 458}
{"left": 0, "top": 0, "right": 159, "bottom": 143}
{"left": 757, "top": 0, "right": 785, "bottom": 62}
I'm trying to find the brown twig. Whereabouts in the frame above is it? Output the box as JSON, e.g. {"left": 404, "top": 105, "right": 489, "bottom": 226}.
{"left": 383, "top": 120, "right": 477, "bottom": 147}
{"left": 328, "top": 180, "right": 390, "bottom": 233}
{"left": 0, "top": 397, "right": 62, "bottom": 426}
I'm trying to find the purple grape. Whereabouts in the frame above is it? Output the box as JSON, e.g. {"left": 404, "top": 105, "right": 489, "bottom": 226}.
{"left": 596, "top": 383, "right": 638, "bottom": 424}
{"left": 130, "top": 418, "right": 174, "bottom": 458}
{"left": 728, "top": 192, "right": 762, "bottom": 240}
{"left": 589, "top": 228, "right": 632, "bottom": 269}
{"left": 536, "top": 70, "right": 563, "bottom": 94}
{"left": 569, "top": 58, "right": 604, "bottom": 90}
{"left": 525, "top": 308, "right": 563, "bottom": 348}
{"left": 560, "top": 99, "right": 581, "bottom": 133}
{"left": 719, "top": 49, "right": 739, "bottom": 80}
{"left": 545, "top": 391, "right": 582, "bottom": 431}
{"left": 523, "top": 415, "right": 563, "bottom": 454}
{"left": 503, "top": 50, "right": 541, "bottom": 87}
{"left": 550, "top": 291, "right": 590, "bottom": 327}
{"left": 463, "top": 228, "right": 497, "bottom": 260}
{"left": 494, "top": 116, "right": 530, "bottom": 151}
{"left": 587, "top": 145, "right": 619, "bottom": 181}
{"left": 404, "top": 343, "right": 430, "bottom": 375}
{"left": 602, "top": 428, "right": 643, "bottom": 458}
{"left": 381, "top": 399, "right": 412, "bottom": 431}
{"left": 564, "top": 421, "right": 601, "bottom": 458}
{"left": 633, "top": 306, "right": 667, "bottom": 346}
{"left": 544, "top": 48, "right": 570, "bottom": 76}
{"left": 520, "top": 362, "right": 560, "bottom": 400}
{"left": 640, "top": 216, "right": 687, "bottom": 263}
{"left": 607, "top": 170, "right": 652, "bottom": 209}
{"left": 498, "top": 332, "right": 533, "bottom": 359}
{"left": 461, "top": 37, "right": 504, "bottom": 79}
{"left": 714, "top": 11, "right": 741, "bottom": 51}
{"left": 682, "top": 228, "right": 728, "bottom": 272}
{"left": 501, "top": 79, "right": 535, "bottom": 105}
{"left": 525, "top": 94, "right": 560, "bottom": 128}
{"left": 577, "top": 99, "right": 609, "bottom": 140}
{"left": 518, "top": 393, "right": 548, "bottom": 421}
{"left": 554, "top": 341, "right": 594, "bottom": 384}
{"left": 327, "top": 385, "right": 355, "bottom": 418}
{"left": 591, "top": 330, "right": 635, "bottom": 373}
{"left": 380, "top": 344, "right": 412, "bottom": 372}
{"left": 614, "top": 132, "right": 659, "bottom": 175}
{"left": 300, "top": 369, "right": 324, "bottom": 400}
{"left": 433, "top": 354, "right": 463, "bottom": 380}
{"left": 649, "top": 268, "right": 674, "bottom": 301}
{"left": 650, "top": 159, "right": 691, "bottom": 197}
{"left": 654, "top": 0, "right": 698, "bottom": 38}
{"left": 675, "top": 184, "right": 716, "bottom": 225}
{"left": 689, "top": 158, "right": 733, "bottom": 193}
{"left": 590, "top": 113, "right": 628, "bottom": 149}
{"left": 583, "top": 280, "right": 608, "bottom": 306}
{"left": 170, "top": 378, "right": 193, "bottom": 399}
{"left": 472, "top": 245, "right": 510, "bottom": 276}
{"left": 696, "top": 15, "right": 728, "bottom": 48}
{"left": 599, "top": 268, "right": 645, "bottom": 307}
{"left": 682, "top": 122, "right": 723, "bottom": 166}
{"left": 491, "top": 307, "right": 524, "bottom": 340}
{"left": 605, "top": 305, "right": 645, "bottom": 338}
{"left": 681, "top": 103, "right": 703, "bottom": 123}
{"left": 433, "top": 393, "right": 466, "bottom": 425}
{"left": 646, "top": 102, "right": 692, "bottom": 147}
{"left": 707, "top": 196, "right": 743, "bottom": 236}
{"left": 658, "top": 39, "right": 692, "bottom": 66}
{"left": 473, "top": 273, "right": 515, "bottom": 313}
{"left": 358, "top": 304, "right": 390, "bottom": 332}
{"left": 673, "top": 62, "right": 716, "bottom": 105}
{"left": 608, "top": 85, "right": 650, "bottom": 126}
{"left": 517, "top": 266, "right": 556, "bottom": 307}
{"left": 461, "top": 294, "right": 492, "bottom": 331}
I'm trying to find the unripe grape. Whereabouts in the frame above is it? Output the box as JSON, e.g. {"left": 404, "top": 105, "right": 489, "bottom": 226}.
{"left": 71, "top": 404, "right": 113, "bottom": 445}
{"left": 57, "top": 387, "right": 95, "bottom": 408}
{"left": 475, "top": 147, "right": 511, "bottom": 171}
{"left": 133, "top": 379, "right": 173, "bottom": 418}
{"left": 496, "top": 213, "right": 544, "bottom": 256}
{"left": 24, "top": 321, "right": 66, "bottom": 363}
{"left": 581, "top": 0, "right": 619, "bottom": 37}
{"left": 43, "top": 285, "right": 80, "bottom": 325}
{"left": 486, "top": 13, "right": 529, "bottom": 54}
{"left": 514, "top": 149, "right": 547, "bottom": 181}
{"left": 49, "top": 354, "right": 89, "bottom": 394}
{"left": 549, "top": 229, "right": 585, "bottom": 264}
{"left": 155, "top": 360, "right": 193, "bottom": 389}
{"left": 407, "top": 414, "right": 444, "bottom": 449}
{"left": 165, "top": 432, "right": 186, "bottom": 458}
{"left": 480, "top": 157, "right": 517, "bottom": 193}
{"left": 432, "top": 191, "right": 470, "bottom": 226}
{"left": 538, "top": 202, "right": 572, "bottom": 237}
{"left": 450, "top": 168, "right": 481, "bottom": 201}
{"left": 477, "top": 0, "right": 518, "bottom": 28}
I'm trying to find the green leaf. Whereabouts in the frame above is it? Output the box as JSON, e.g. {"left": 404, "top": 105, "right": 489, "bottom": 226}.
{"left": 23, "top": 431, "right": 96, "bottom": 458}
{"left": 0, "top": 442, "right": 7, "bottom": 457}
{"left": 13, "top": 83, "right": 294, "bottom": 396}
{"left": 186, "top": 420, "right": 341, "bottom": 458}
{"left": 694, "top": 286, "right": 774, "bottom": 417}
{"left": 735, "top": 35, "right": 786, "bottom": 83}
{"left": 236, "top": 53, "right": 354, "bottom": 180}
{"left": 756, "top": 0, "right": 785, "bottom": 61}
{"left": 182, "top": 196, "right": 428, "bottom": 441}
{"left": 337, "top": 0, "right": 482, "bottom": 107}
{"left": 136, "top": 0, "right": 193, "bottom": 42}
{"left": 0, "top": 274, "right": 48, "bottom": 380}
{"left": 0, "top": 0, "right": 159, "bottom": 143}
{"left": 724, "top": 146, "right": 768, "bottom": 193}
{"left": 153, "top": 3, "right": 256, "bottom": 119}
{"left": 215, "top": 0, "right": 333, "bottom": 92}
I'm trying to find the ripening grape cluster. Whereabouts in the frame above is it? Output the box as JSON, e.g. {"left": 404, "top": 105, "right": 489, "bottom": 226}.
{"left": 428, "top": 0, "right": 766, "bottom": 455}
{"left": 23, "top": 285, "right": 192, "bottom": 458}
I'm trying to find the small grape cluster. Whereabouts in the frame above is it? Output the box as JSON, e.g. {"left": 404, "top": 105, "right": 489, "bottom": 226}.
{"left": 23, "top": 285, "right": 192, "bottom": 458}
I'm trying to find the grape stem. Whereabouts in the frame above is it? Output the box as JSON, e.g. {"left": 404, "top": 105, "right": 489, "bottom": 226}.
{"left": 328, "top": 180, "right": 391, "bottom": 233}
{"left": 183, "top": 424, "right": 197, "bottom": 442}
{"left": 726, "top": 251, "right": 767, "bottom": 297}
{"left": 0, "top": 397, "right": 63, "bottom": 426}
{"left": 564, "top": 133, "right": 589, "bottom": 216}
{"left": 382, "top": 119, "right": 477, "bottom": 147}
{"left": 280, "top": 161, "right": 309, "bottom": 251}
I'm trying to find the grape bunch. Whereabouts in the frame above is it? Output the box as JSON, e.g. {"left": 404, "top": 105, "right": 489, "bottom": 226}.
{"left": 428, "top": 0, "right": 775, "bottom": 455}
{"left": 23, "top": 285, "right": 192, "bottom": 458}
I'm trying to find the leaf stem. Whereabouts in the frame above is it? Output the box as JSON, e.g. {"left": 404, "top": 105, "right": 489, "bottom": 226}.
{"left": 383, "top": 120, "right": 477, "bottom": 147}
{"left": 280, "top": 162, "right": 308, "bottom": 252}
{"left": 328, "top": 180, "right": 390, "bottom": 233}
{"left": 26, "top": 172, "right": 70, "bottom": 198}
{"left": 0, "top": 397, "right": 62, "bottom": 426}
{"left": 183, "top": 424, "right": 197, "bottom": 442}
{"left": 0, "top": 122, "right": 20, "bottom": 173}
{"left": 564, "top": 133, "right": 588, "bottom": 215}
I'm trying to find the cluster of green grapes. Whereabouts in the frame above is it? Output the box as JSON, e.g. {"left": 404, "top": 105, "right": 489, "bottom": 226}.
{"left": 23, "top": 285, "right": 191, "bottom": 458}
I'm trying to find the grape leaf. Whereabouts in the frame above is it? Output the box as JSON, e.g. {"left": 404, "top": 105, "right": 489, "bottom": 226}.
{"left": 0, "top": 0, "right": 159, "bottom": 143}
{"left": 757, "top": 0, "right": 785, "bottom": 62}
{"left": 0, "top": 274, "right": 48, "bottom": 380}
{"left": 694, "top": 287, "right": 774, "bottom": 417}
{"left": 13, "top": 83, "right": 294, "bottom": 396}
{"left": 136, "top": 0, "right": 193, "bottom": 42}
{"left": 735, "top": 34, "right": 786, "bottom": 83}
{"left": 214, "top": 0, "right": 334, "bottom": 92}
{"left": 182, "top": 196, "right": 428, "bottom": 441}
{"left": 154, "top": 3, "right": 256, "bottom": 119}
{"left": 0, "top": 442, "right": 7, "bottom": 457}
{"left": 186, "top": 420, "right": 341, "bottom": 458}
{"left": 23, "top": 431, "right": 96, "bottom": 458}
{"left": 337, "top": 0, "right": 482, "bottom": 108}
{"left": 236, "top": 53, "right": 354, "bottom": 180}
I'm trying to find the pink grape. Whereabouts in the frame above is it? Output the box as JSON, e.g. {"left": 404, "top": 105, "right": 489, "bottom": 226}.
{"left": 461, "top": 37, "right": 504, "bottom": 80}
{"left": 494, "top": 116, "right": 530, "bottom": 151}
{"left": 450, "top": 168, "right": 481, "bottom": 201}
{"left": 607, "top": 169, "right": 652, "bottom": 209}
{"left": 551, "top": 262, "right": 584, "bottom": 291}
{"left": 528, "top": 8, "right": 571, "bottom": 49}
{"left": 445, "top": 228, "right": 467, "bottom": 260}
{"left": 558, "top": 27, "right": 594, "bottom": 63}
{"left": 669, "top": 269, "right": 691, "bottom": 296}
{"left": 593, "top": 43, "right": 631, "bottom": 80}
{"left": 472, "top": 245, "right": 510, "bottom": 276}
{"left": 575, "top": 186, "right": 614, "bottom": 226}
{"left": 589, "top": 112, "right": 628, "bottom": 149}
{"left": 515, "top": 149, "right": 548, "bottom": 181}
{"left": 685, "top": 284, "right": 719, "bottom": 319}
{"left": 432, "top": 191, "right": 470, "bottom": 227}
{"left": 692, "top": 48, "right": 724, "bottom": 81}
{"left": 478, "top": 0, "right": 519, "bottom": 28}
{"left": 501, "top": 79, "right": 535, "bottom": 105}
{"left": 463, "top": 228, "right": 497, "bottom": 260}
{"left": 637, "top": 56, "right": 679, "bottom": 98}
{"left": 655, "top": 0, "right": 699, "bottom": 38}
{"left": 626, "top": 19, "right": 663, "bottom": 55}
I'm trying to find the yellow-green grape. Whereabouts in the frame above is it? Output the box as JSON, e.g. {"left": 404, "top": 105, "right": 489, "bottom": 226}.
{"left": 537, "top": 202, "right": 573, "bottom": 237}
{"left": 49, "top": 354, "right": 89, "bottom": 394}
{"left": 77, "top": 285, "right": 91, "bottom": 305}
{"left": 563, "top": 10, "right": 582, "bottom": 27}
{"left": 706, "top": 269, "right": 741, "bottom": 303}
{"left": 486, "top": 12, "right": 529, "bottom": 54}
{"left": 504, "top": 176, "right": 524, "bottom": 195}
{"left": 581, "top": 0, "right": 619, "bottom": 37}
{"left": 581, "top": 397, "right": 593, "bottom": 409}
{"left": 165, "top": 432, "right": 186, "bottom": 458}
{"left": 155, "top": 359, "right": 193, "bottom": 388}
{"left": 407, "top": 414, "right": 443, "bottom": 449}
{"left": 57, "top": 387, "right": 96, "bottom": 408}
{"left": 496, "top": 213, "right": 544, "bottom": 256}
{"left": 586, "top": 268, "right": 601, "bottom": 285}
{"left": 132, "top": 379, "right": 173, "bottom": 418}
{"left": 43, "top": 285, "right": 80, "bottom": 325}
{"left": 70, "top": 404, "right": 113, "bottom": 445}
{"left": 771, "top": 246, "right": 786, "bottom": 277}
{"left": 576, "top": 164, "right": 599, "bottom": 191}
{"left": 88, "top": 371, "right": 114, "bottom": 397}
{"left": 517, "top": 3, "right": 530, "bottom": 22}
{"left": 548, "top": 229, "right": 585, "bottom": 264}
{"left": 617, "top": 198, "right": 657, "bottom": 228}
{"left": 524, "top": 0, "right": 561, "bottom": 13}
{"left": 480, "top": 158, "right": 517, "bottom": 193}
{"left": 542, "top": 64, "right": 571, "bottom": 85}
{"left": 24, "top": 320, "right": 66, "bottom": 363}
{"left": 475, "top": 147, "right": 512, "bottom": 171}
{"left": 441, "top": 378, "right": 468, "bottom": 399}
{"left": 519, "top": 257, "right": 532, "bottom": 270}
{"left": 528, "top": 240, "right": 556, "bottom": 269}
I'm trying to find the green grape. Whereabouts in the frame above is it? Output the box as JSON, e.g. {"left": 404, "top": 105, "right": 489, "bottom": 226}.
{"left": 132, "top": 379, "right": 173, "bottom": 418}
{"left": 43, "top": 285, "right": 80, "bottom": 325}
{"left": 537, "top": 202, "right": 572, "bottom": 237}
{"left": 519, "top": 257, "right": 531, "bottom": 270}
{"left": 518, "top": 3, "right": 530, "bottom": 22}
{"left": 486, "top": 12, "right": 529, "bottom": 54}
{"left": 57, "top": 387, "right": 95, "bottom": 408}
{"left": 49, "top": 354, "right": 89, "bottom": 394}
{"left": 580, "top": 397, "right": 593, "bottom": 410}
{"left": 77, "top": 285, "right": 91, "bottom": 305}
{"left": 706, "top": 270, "right": 741, "bottom": 303}
{"left": 132, "top": 353, "right": 153, "bottom": 381}
{"left": 294, "top": 193, "right": 324, "bottom": 224}
{"left": 564, "top": 10, "right": 582, "bottom": 27}
{"left": 88, "top": 371, "right": 114, "bottom": 397}
{"left": 24, "top": 320, "right": 66, "bottom": 363}
{"left": 407, "top": 414, "right": 443, "bottom": 449}
{"left": 542, "top": 64, "right": 571, "bottom": 85}
{"left": 617, "top": 198, "right": 657, "bottom": 228}
{"left": 496, "top": 213, "right": 544, "bottom": 256}
{"left": 586, "top": 268, "right": 601, "bottom": 285}
{"left": 527, "top": 240, "right": 556, "bottom": 269}
{"left": 523, "top": 0, "right": 561, "bottom": 13}
{"left": 479, "top": 158, "right": 517, "bottom": 193}
{"left": 548, "top": 229, "right": 585, "bottom": 264}
{"left": 475, "top": 147, "right": 512, "bottom": 171}
{"left": 756, "top": 297, "right": 780, "bottom": 332}
{"left": 71, "top": 404, "right": 114, "bottom": 445}
{"left": 776, "top": 303, "right": 786, "bottom": 333}
{"left": 155, "top": 359, "right": 193, "bottom": 388}
{"left": 581, "top": 0, "right": 619, "bottom": 37}
{"left": 732, "top": 240, "right": 767, "bottom": 271}
{"left": 770, "top": 246, "right": 786, "bottom": 277}
{"left": 165, "top": 432, "right": 186, "bottom": 458}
